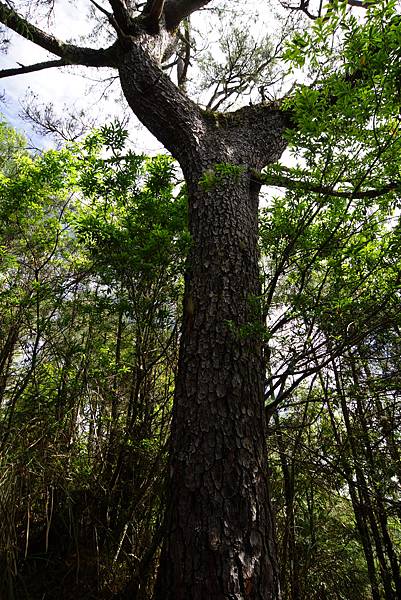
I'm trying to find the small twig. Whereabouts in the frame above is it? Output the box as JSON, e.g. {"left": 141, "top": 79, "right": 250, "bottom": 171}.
{"left": 89, "top": 0, "right": 112, "bottom": 19}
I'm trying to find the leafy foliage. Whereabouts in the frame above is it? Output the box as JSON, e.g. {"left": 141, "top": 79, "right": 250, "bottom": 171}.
{"left": 0, "top": 121, "right": 187, "bottom": 599}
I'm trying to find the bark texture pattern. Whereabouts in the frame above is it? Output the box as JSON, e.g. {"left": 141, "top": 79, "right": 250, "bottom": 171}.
{"left": 118, "top": 26, "right": 289, "bottom": 600}
{"left": 154, "top": 169, "right": 281, "bottom": 599}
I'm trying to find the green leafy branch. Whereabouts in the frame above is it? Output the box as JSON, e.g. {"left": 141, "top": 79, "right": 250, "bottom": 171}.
{"left": 252, "top": 165, "right": 401, "bottom": 200}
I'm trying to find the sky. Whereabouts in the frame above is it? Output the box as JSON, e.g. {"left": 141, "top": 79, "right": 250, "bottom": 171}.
{"left": 0, "top": 0, "right": 162, "bottom": 152}
{"left": 1, "top": 1, "right": 88, "bottom": 142}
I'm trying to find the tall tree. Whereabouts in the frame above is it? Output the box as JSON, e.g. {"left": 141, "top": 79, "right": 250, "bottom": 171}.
{"left": 1, "top": 0, "right": 401, "bottom": 597}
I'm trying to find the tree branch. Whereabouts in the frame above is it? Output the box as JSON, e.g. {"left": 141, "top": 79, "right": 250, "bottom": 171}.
{"left": 0, "top": 1, "right": 118, "bottom": 68}
{"left": 141, "top": 0, "right": 166, "bottom": 32}
{"left": 177, "top": 19, "right": 190, "bottom": 89}
{"left": 147, "top": 0, "right": 166, "bottom": 23}
{"left": 89, "top": 0, "right": 113, "bottom": 20}
{"left": 0, "top": 58, "right": 68, "bottom": 78}
{"left": 119, "top": 40, "right": 206, "bottom": 165}
{"left": 280, "top": 0, "right": 320, "bottom": 20}
{"left": 252, "top": 170, "right": 400, "bottom": 199}
{"left": 347, "top": 0, "right": 371, "bottom": 6}
{"left": 280, "top": 0, "right": 371, "bottom": 20}
{"left": 90, "top": 0, "right": 131, "bottom": 39}
{"left": 108, "top": 0, "right": 133, "bottom": 33}
{"left": 164, "top": 0, "right": 213, "bottom": 30}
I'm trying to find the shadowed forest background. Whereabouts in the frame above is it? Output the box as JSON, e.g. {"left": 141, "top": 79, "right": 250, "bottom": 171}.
{"left": 0, "top": 0, "right": 401, "bottom": 598}
{"left": 1, "top": 115, "right": 400, "bottom": 598}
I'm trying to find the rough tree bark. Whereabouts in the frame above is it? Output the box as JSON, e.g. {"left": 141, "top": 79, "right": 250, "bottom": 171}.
{"left": 0, "top": 1, "right": 291, "bottom": 597}
{"left": 151, "top": 157, "right": 285, "bottom": 599}
{"left": 116, "top": 11, "right": 290, "bottom": 597}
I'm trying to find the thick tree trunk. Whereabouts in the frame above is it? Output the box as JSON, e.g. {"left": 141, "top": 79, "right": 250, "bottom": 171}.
{"left": 153, "top": 166, "right": 281, "bottom": 599}
{"left": 117, "top": 23, "right": 288, "bottom": 598}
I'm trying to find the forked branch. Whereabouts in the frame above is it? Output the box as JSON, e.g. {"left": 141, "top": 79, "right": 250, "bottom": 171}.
{"left": 0, "top": 1, "right": 118, "bottom": 69}
{"left": 108, "top": 0, "right": 132, "bottom": 33}
{"left": 280, "top": 0, "right": 372, "bottom": 20}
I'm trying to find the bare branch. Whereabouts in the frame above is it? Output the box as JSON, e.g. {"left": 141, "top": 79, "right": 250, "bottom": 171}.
{"left": 252, "top": 169, "right": 400, "bottom": 200}
{"left": 280, "top": 0, "right": 372, "bottom": 20}
{"left": 20, "top": 96, "right": 98, "bottom": 144}
{"left": 90, "top": 0, "right": 130, "bottom": 39}
{"left": 108, "top": 0, "right": 132, "bottom": 32}
{"left": 141, "top": 0, "right": 167, "bottom": 32}
{"left": 0, "top": 58, "right": 67, "bottom": 78}
{"left": 280, "top": 0, "right": 320, "bottom": 20}
{"left": 265, "top": 317, "right": 389, "bottom": 410}
{"left": 164, "top": 0, "right": 213, "bottom": 30}
{"left": 0, "top": 1, "right": 118, "bottom": 68}
{"left": 89, "top": 0, "right": 113, "bottom": 20}
{"left": 177, "top": 19, "right": 190, "bottom": 89}
{"left": 347, "top": 0, "right": 371, "bottom": 6}
{"left": 147, "top": 0, "right": 166, "bottom": 22}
